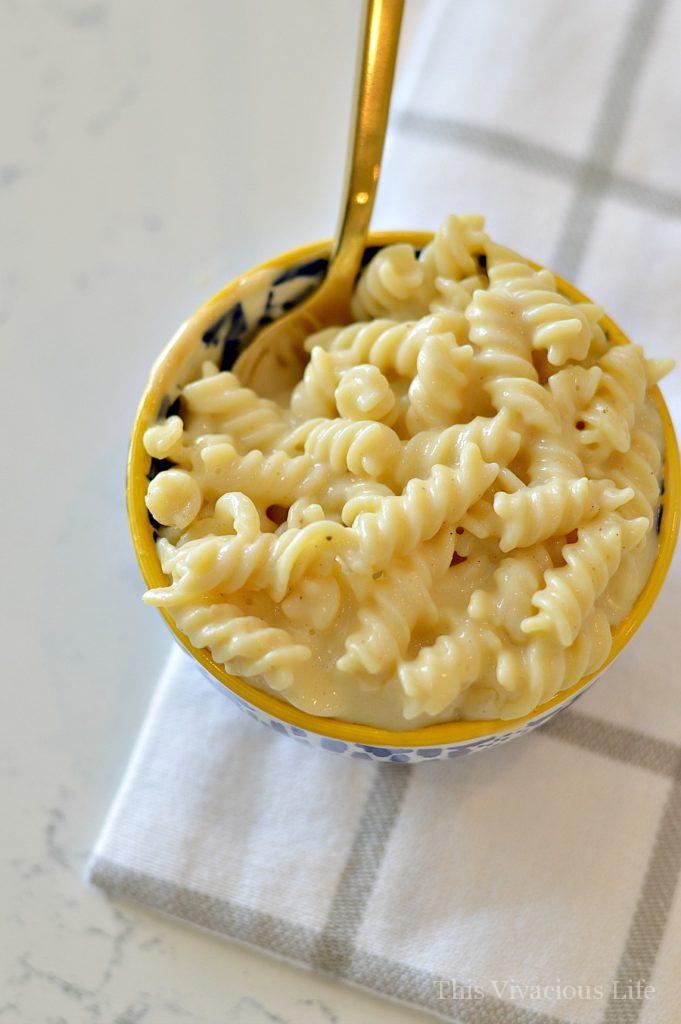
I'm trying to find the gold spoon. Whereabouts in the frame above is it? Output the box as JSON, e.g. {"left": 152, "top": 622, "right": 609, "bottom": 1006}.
{"left": 234, "top": 0, "right": 404, "bottom": 391}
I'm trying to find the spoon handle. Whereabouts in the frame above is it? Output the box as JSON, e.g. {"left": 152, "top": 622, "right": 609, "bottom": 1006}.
{"left": 325, "top": 0, "right": 404, "bottom": 302}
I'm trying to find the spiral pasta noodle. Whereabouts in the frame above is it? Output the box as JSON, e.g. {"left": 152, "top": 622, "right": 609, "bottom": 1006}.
{"left": 344, "top": 445, "right": 498, "bottom": 570}
{"left": 488, "top": 259, "right": 602, "bottom": 366}
{"left": 337, "top": 532, "right": 454, "bottom": 676}
{"left": 191, "top": 441, "right": 329, "bottom": 507}
{"left": 493, "top": 478, "right": 632, "bottom": 552}
{"left": 289, "top": 347, "right": 344, "bottom": 419}
{"left": 351, "top": 244, "right": 431, "bottom": 321}
{"left": 521, "top": 513, "right": 649, "bottom": 646}
{"left": 466, "top": 287, "right": 537, "bottom": 384}
{"left": 173, "top": 601, "right": 311, "bottom": 692}
{"left": 183, "top": 370, "right": 289, "bottom": 451}
{"left": 578, "top": 343, "right": 648, "bottom": 456}
{"left": 399, "top": 408, "right": 521, "bottom": 485}
{"left": 525, "top": 434, "right": 586, "bottom": 485}
{"left": 496, "top": 608, "right": 612, "bottom": 718}
{"left": 334, "top": 364, "right": 397, "bottom": 424}
{"left": 590, "top": 418, "right": 663, "bottom": 528}
{"left": 420, "top": 213, "right": 488, "bottom": 282}
{"left": 406, "top": 337, "right": 474, "bottom": 432}
{"left": 145, "top": 493, "right": 353, "bottom": 606}
{"left": 398, "top": 622, "right": 490, "bottom": 719}
{"left": 469, "top": 546, "right": 552, "bottom": 643}
{"left": 283, "top": 417, "right": 402, "bottom": 479}
{"left": 350, "top": 214, "right": 488, "bottom": 322}
{"left": 311, "top": 312, "right": 465, "bottom": 377}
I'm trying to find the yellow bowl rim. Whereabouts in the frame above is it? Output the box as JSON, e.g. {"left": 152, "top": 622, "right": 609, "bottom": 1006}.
{"left": 127, "top": 231, "right": 680, "bottom": 747}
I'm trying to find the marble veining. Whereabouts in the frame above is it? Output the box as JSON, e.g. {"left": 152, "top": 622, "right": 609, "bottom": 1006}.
{"left": 1, "top": 0, "right": 431, "bottom": 1021}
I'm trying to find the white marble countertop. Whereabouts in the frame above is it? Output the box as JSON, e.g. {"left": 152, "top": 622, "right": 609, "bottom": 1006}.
{"left": 1, "top": 1, "right": 433, "bottom": 1021}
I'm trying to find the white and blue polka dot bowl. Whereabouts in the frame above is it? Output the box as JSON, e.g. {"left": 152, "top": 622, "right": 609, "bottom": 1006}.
{"left": 128, "top": 233, "right": 680, "bottom": 763}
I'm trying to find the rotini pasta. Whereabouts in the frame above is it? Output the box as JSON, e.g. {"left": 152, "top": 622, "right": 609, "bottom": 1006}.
{"left": 488, "top": 259, "right": 600, "bottom": 366}
{"left": 143, "top": 213, "right": 670, "bottom": 728}
{"left": 588, "top": 416, "right": 663, "bottom": 529}
{"left": 283, "top": 417, "right": 402, "bottom": 479}
{"left": 172, "top": 600, "right": 311, "bottom": 692}
{"left": 398, "top": 621, "right": 491, "bottom": 719}
{"left": 289, "top": 347, "right": 344, "bottom": 419}
{"left": 343, "top": 444, "right": 498, "bottom": 570}
{"left": 493, "top": 478, "right": 632, "bottom": 552}
{"left": 577, "top": 343, "right": 648, "bottom": 456}
{"left": 351, "top": 243, "right": 430, "bottom": 321}
{"left": 468, "top": 546, "right": 552, "bottom": 643}
{"left": 350, "top": 214, "right": 488, "bottom": 322}
{"left": 183, "top": 370, "right": 290, "bottom": 451}
{"left": 145, "top": 493, "right": 352, "bottom": 606}
{"left": 495, "top": 607, "right": 611, "bottom": 718}
{"left": 334, "top": 364, "right": 397, "bottom": 424}
{"left": 398, "top": 408, "right": 521, "bottom": 485}
{"left": 521, "top": 513, "right": 649, "bottom": 646}
{"left": 420, "top": 213, "right": 488, "bottom": 282}
{"left": 337, "top": 531, "right": 454, "bottom": 676}
{"left": 190, "top": 441, "right": 329, "bottom": 508}
{"left": 406, "top": 337, "right": 474, "bottom": 432}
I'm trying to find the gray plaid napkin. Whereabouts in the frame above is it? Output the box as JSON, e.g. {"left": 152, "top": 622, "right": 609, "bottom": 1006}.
{"left": 91, "top": 2, "right": 681, "bottom": 1021}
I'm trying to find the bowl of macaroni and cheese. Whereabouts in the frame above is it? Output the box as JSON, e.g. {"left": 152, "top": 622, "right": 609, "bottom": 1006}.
{"left": 128, "top": 216, "right": 679, "bottom": 762}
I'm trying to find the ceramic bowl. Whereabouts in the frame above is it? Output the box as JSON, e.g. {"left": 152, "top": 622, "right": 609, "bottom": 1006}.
{"left": 128, "top": 232, "right": 680, "bottom": 762}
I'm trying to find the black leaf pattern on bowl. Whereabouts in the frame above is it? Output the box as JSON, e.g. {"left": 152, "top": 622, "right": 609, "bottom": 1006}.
{"left": 272, "top": 257, "right": 328, "bottom": 286}
{"left": 146, "top": 456, "right": 175, "bottom": 482}
{"left": 657, "top": 480, "right": 665, "bottom": 534}
{"left": 158, "top": 394, "right": 182, "bottom": 419}
{"left": 201, "top": 301, "right": 247, "bottom": 373}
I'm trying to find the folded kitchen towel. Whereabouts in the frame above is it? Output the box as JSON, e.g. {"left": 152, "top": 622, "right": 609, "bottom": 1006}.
{"left": 91, "top": 1, "right": 681, "bottom": 1021}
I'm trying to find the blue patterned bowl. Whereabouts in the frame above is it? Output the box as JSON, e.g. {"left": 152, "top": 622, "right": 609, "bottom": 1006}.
{"left": 128, "top": 234, "right": 680, "bottom": 762}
